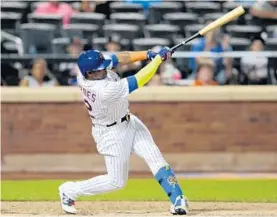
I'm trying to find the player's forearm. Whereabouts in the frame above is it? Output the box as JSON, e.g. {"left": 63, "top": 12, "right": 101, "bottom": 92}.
{"left": 126, "top": 55, "right": 162, "bottom": 93}
{"left": 116, "top": 51, "right": 147, "bottom": 64}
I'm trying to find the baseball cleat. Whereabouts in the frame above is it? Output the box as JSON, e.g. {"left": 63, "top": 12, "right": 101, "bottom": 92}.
{"left": 59, "top": 184, "right": 77, "bottom": 214}
{"left": 170, "top": 195, "right": 189, "bottom": 215}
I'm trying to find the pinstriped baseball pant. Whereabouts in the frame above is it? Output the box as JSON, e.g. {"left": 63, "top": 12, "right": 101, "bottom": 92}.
{"left": 64, "top": 114, "right": 168, "bottom": 199}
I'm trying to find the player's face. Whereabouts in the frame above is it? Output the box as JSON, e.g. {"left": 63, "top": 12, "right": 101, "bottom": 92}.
{"left": 87, "top": 69, "right": 107, "bottom": 80}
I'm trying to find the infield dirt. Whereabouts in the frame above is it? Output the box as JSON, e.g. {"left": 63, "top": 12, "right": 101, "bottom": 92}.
{"left": 2, "top": 201, "right": 277, "bottom": 216}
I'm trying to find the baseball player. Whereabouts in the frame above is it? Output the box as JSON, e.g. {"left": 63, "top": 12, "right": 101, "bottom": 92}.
{"left": 59, "top": 47, "right": 189, "bottom": 215}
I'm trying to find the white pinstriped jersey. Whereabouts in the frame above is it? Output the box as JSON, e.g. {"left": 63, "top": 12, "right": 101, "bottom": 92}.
{"left": 60, "top": 52, "right": 169, "bottom": 203}
{"left": 77, "top": 55, "right": 130, "bottom": 126}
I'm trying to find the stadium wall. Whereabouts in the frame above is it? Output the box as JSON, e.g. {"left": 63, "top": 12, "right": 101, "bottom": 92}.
{"left": 2, "top": 86, "right": 277, "bottom": 175}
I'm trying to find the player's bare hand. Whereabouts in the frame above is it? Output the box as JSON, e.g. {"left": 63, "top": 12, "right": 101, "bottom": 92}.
{"left": 147, "top": 50, "right": 158, "bottom": 60}
{"left": 158, "top": 47, "right": 172, "bottom": 62}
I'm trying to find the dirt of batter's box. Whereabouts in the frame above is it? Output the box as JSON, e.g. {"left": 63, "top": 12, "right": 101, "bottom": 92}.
{"left": 1, "top": 201, "right": 277, "bottom": 216}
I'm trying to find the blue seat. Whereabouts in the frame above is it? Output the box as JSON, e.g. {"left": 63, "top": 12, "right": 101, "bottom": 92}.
{"left": 20, "top": 23, "right": 55, "bottom": 54}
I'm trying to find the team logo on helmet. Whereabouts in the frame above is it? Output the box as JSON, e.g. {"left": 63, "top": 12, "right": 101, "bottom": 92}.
{"left": 98, "top": 52, "right": 104, "bottom": 60}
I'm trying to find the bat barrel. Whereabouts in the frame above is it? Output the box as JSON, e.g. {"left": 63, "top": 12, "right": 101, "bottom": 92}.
{"left": 199, "top": 6, "right": 245, "bottom": 36}
{"left": 170, "top": 6, "right": 245, "bottom": 52}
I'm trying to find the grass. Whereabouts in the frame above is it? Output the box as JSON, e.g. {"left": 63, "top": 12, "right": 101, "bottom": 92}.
{"left": 1, "top": 179, "right": 277, "bottom": 202}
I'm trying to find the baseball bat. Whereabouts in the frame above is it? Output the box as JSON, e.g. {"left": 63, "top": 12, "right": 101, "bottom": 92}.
{"left": 170, "top": 6, "right": 245, "bottom": 52}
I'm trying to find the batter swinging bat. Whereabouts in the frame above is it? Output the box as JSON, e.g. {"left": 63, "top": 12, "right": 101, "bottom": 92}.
{"left": 170, "top": 6, "right": 245, "bottom": 52}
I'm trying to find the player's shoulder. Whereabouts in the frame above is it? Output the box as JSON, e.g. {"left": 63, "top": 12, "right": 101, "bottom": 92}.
{"left": 86, "top": 79, "right": 116, "bottom": 92}
{"left": 102, "top": 78, "right": 127, "bottom": 91}
{"left": 78, "top": 74, "right": 125, "bottom": 94}
{"left": 103, "top": 78, "right": 119, "bottom": 87}
{"left": 78, "top": 76, "right": 99, "bottom": 90}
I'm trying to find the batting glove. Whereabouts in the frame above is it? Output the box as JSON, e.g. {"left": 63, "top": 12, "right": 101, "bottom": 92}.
{"left": 158, "top": 47, "right": 173, "bottom": 62}
{"left": 147, "top": 50, "right": 158, "bottom": 60}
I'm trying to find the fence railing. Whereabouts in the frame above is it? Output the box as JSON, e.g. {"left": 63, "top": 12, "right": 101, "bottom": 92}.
{"left": 1, "top": 31, "right": 24, "bottom": 56}
{"left": 2, "top": 51, "right": 277, "bottom": 63}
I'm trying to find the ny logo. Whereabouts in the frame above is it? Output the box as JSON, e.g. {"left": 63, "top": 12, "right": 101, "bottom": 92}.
{"left": 99, "top": 53, "right": 104, "bottom": 60}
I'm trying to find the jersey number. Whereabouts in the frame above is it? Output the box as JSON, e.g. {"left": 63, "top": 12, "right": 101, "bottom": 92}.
{"left": 84, "top": 99, "right": 95, "bottom": 119}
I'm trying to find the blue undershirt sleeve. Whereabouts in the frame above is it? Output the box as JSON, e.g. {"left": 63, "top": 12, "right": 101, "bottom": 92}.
{"left": 126, "top": 76, "right": 138, "bottom": 93}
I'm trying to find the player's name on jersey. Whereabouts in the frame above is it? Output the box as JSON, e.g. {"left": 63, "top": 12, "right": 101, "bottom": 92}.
{"left": 79, "top": 85, "right": 96, "bottom": 102}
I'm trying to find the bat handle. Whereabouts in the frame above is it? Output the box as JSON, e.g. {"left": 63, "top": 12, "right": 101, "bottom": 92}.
{"left": 170, "top": 33, "right": 201, "bottom": 52}
{"left": 170, "top": 43, "right": 184, "bottom": 52}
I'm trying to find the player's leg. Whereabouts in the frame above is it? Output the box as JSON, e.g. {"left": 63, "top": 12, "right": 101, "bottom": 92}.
{"left": 59, "top": 154, "right": 130, "bottom": 214}
{"left": 59, "top": 123, "right": 133, "bottom": 214}
{"left": 131, "top": 115, "right": 189, "bottom": 215}
{"left": 60, "top": 154, "right": 129, "bottom": 195}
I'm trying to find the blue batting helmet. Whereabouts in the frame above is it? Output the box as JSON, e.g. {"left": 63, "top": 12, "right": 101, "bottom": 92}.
{"left": 77, "top": 50, "right": 111, "bottom": 76}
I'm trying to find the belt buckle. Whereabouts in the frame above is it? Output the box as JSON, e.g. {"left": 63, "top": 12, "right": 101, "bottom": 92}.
{"left": 126, "top": 114, "right": 130, "bottom": 122}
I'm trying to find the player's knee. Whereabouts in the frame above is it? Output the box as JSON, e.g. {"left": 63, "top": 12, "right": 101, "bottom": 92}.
{"left": 109, "top": 178, "right": 127, "bottom": 190}
{"left": 148, "top": 158, "right": 168, "bottom": 175}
